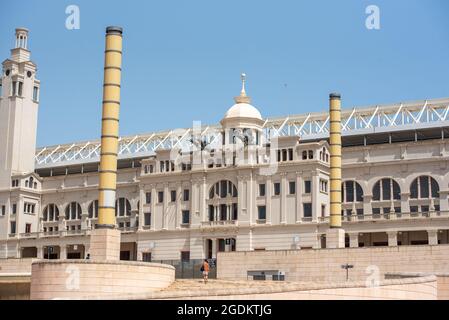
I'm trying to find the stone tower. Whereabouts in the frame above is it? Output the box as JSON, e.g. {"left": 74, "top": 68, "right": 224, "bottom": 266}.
{"left": 0, "top": 28, "right": 40, "bottom": 189}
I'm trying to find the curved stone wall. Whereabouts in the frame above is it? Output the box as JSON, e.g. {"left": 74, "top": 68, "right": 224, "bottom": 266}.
{"left": 30, "top": 260, "right": 175, "bottom": 300}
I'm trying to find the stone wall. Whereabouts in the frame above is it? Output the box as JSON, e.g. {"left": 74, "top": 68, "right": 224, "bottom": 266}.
{"left": 217, "top": 244, "right": 449, "bottom": 282}
{"left": 0, "top": 258, "right": 33, "bottom": 274}
{"left": 30, "top": 260, "right": 175, "bottom": 300}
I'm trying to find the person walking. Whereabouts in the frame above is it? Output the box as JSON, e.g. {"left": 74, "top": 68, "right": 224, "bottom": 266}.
{"left": 201, "top": 259, "right": 210, "bottom": 284}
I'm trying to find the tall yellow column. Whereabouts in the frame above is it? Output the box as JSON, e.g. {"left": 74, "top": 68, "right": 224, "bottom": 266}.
{"left": 89, "top": 26, "right": 123, "bottom": 261}
{"left": 98, "top": 26, "right": 123, "bottom": 228}
{"left": 326, "top": 93, "right": 345, "bottom": 248}
{"left": 329, "top": 93, "right": 342, "bottom": 228}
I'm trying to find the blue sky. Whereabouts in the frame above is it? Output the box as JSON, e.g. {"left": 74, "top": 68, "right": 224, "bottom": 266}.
{"left": 1, "top": 0, "right": 448, "bottom": 147}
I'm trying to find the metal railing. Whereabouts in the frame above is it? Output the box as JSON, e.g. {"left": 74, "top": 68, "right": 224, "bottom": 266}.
{"left": 34, "top": 98, "right": 449, "bottom": 167}
{"left": 8, "top": 210, "right": 448, "bottom": 240}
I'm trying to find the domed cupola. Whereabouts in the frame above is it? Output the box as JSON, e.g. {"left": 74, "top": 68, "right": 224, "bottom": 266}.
{"left": 221, "top": 74, "right": 264, "bottom": 147}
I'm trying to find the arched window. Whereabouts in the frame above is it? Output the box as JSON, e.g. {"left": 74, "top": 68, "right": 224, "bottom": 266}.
{"left": 42, "top": 204, "right": 59, "bottom": 222}
{"left": 207, "top": 180, "right": 238, "bottom": 222}
{"left": 88, "top": 200, "right": 99, "bottom": 218}
{"left": 115, "top": 198, "right": 131, "bottom": 217}
{"left": 372, "top": 178, "right": 401, "bottom": 201}
{"left": 65, "top": 202, "right": 82, "bottom": 220}
{"left": 209, "top": 180, "right": 237, "bottom": 199}
{"left": 342, "top": 181, "right": 363, "bottom": 203}
{"left": 410, "top": 176, "right": 439, "bottom": 199}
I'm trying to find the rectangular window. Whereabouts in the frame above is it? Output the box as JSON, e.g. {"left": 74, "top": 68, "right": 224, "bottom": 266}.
{"left": 158, "top": 191, "right": 164, "bottom": 203}
{"left": 208, "top": 205, "right": 214, "bottom": 221}
{"left": 1, "top": 205, "right": 5, "bottom": 216}
{"left": 303, "top": 203, "right": 312, "bottom": 218}
{"left": 259, "top": 183, "right": 266, "bottom": 197}
{"left": 304, "top": 180, "right": 311, "bottom": 194}
{"left": 420, "top": 178, "right": 429, "bottom": 198}
{"left": 382, "top": 179, "right": 391, "bottom": 201}
{"left": 182, "top": 210, "right": 190, "bottom": 224}
{"left": 288, "top": 148, "right": 293, "bottom": 161}
{"left": 33, "top": 86, "right": 39, "bottom": 101}
{"left": 12, "top": 203, "right": 17, "bottom": 214}
{"left": 410, "top": 206, "right": 418, "bottom": 213}
{"left": 142, "top": 252, "right": 152, "bottom": 262}
{"left": 170, "top": 190, "right": 176, "bottom": 202}
{"left": 346, "top": 182, "right": 354, "bottom": 202}
{"left": 18, "top": 82, "right": 23, "bottom": 96}
{"left": 258, "top": 206, "right": 266, "bottom": 220}
{"left": 10, "top": 221, "right": 16, "bottom": 234}
{"left": 145, "top": 192, "right": 151, "bottom": 204}
{"left": 273, "top": 182, "right": 281, "bottom": 196}
{"left": 232, "top": 203, "right": 238, "bottom": 220}
{"left": 144, "top": 212, "right": 151, "bottom": 226}
{"left": 25, "top": 223, "right": 31, "bottom": 234}
{"left": 220, "top": 204, "right": 227, "bottom": 220}
{"left": 373, "top": 183, "right": 380, "bottom": 201}
{"left": 289, "top": 181, "right": 296, "bottom": 195}
{"left": 181, "top": 251, "right": 190, "bottom": 262}
{"left": 11, "top": 81, "right": 17, "bottom": 96}
{"left": 183, "top": 189, "right": 190, "bottom": 201}
{"left": 372, "top": 208, "right": 381, "bottom": 215}
{"left": 282, "top": 149, "right": 287, "bottom": 161}
{"left": 321, "top": 204, "right": 326, "bottom": 217}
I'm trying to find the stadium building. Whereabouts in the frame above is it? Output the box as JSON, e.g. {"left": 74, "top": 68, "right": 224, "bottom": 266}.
{"left": 1, "top": 28, "right": 449, "bottom": 265}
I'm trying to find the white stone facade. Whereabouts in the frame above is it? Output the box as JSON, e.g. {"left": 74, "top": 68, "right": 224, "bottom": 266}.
{"left": 1, "top": 28, "right": 449, "bottom": 263}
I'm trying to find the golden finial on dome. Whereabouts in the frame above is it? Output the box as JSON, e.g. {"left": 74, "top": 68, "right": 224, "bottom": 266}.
{"left": 234, "top": 72, "right": 251, "bottom": 104}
